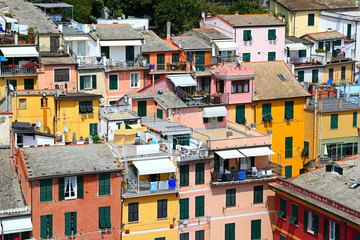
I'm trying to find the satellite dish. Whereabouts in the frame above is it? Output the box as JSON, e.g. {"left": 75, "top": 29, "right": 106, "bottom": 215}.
{"left": 64, "top": 126, "right": 69, "bottom": 133}
{"left": 9, "top": 84, "right": 14, "bottom": 91}
{"left": 192, "top": 65, "right": 196, "bottom": 72}
{"left": 36, "top": 119, "right": 41, "bottom": 128}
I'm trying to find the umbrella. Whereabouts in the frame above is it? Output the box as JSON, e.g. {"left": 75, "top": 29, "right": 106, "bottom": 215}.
{"left": 71, "top": 130, "right": 77, "bottom": 145}
{"left": 323, "top": 145, "right": 328, "bottom": 156}
{"left": 0, "top": 56, "right": 7, "bottom": 61}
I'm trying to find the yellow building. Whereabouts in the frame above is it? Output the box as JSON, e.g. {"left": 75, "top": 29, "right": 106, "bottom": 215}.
{"left": 304, "top": 97, "right": 360, "bottom": 169}
{"left": 324, "top": 62, "right": 355, "bottom": 84}
{"left": 78, "top": 67, "right": 107, "bottom": 105}
{"left": 230, "top": 61, "right": 311, "bottom": 178}
{"left": 269, "top": 0, "right": 357, "bottom": 37}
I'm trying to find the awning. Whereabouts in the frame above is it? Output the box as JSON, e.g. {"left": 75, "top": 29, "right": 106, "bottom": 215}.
{"left": 239, "top": 147, "right": 276, "bottom": 157}
{"left": 203, "top": 106, "right": 227, "bottom": 118}
{"left": 287, "top": 43, "right": 307, "bottom": 51}
{"left": 167, "top": 74, "right": 197, "bottom": 87}
{"left": 132, "top": 158, "right": 176, "bottom": 175}
{"left": 215, "top": 41, "right": 239, "bottom": 51}
{"left": 0, "top": 47, "right": 38, "bottom": 58}
{"left": 129, "top": 124, "right": 142, "bottom": 129}
{"left": 2, "top": 16, "right": 18, "bottom": 23}
{"left": 63, "top": 36, "right": 89, "bottom": 41}
{"left": 215, "top": 149, "right": 244, "bottom": 159}
{"left": 100, "top": 40, "right": 142, "bottom": 47}
{"left": 1, "top": 216, "right": 32, "bottom": 234}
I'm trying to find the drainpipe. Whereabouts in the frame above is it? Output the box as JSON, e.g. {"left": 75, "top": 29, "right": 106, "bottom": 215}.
{"left": 251, "top": 102, "right": 258, "bottom": 124}
{"left": 1, "top": 222, "right": 4, "bottom": 240}
{"left": 293, "top": 12, "right": 297, "bottom": 36}
{"left": 313, "top": 87, "right": 318, "bottom": 166}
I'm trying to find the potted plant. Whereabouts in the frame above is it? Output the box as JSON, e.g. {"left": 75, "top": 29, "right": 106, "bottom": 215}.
{"left": 136, "top": 54, "right": 143, "bottom": 66}
{"left": 166, "top": 62, "right": 171, "bottom": 71}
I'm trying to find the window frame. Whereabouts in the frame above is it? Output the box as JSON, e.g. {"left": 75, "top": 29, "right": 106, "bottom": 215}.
{"left": 128, "top": 202, "right": 139, "bottom": 222}
{"left": 251, "top": 219, "right": 261, "bottom": 240}
{"left": 53, "top": 67, "right": 70, "bottom": 83}
{"left": 231, "top": 80, "right": 249, "bottom": 93}
{"left": 253, "top": 185, "right": 263, "bottom": 204}
{"left": 243, "top": 30, "right": 252, "bottom": 41}
{"left": 308, "top": 13, "right": 315, "bottom": 26}
{"left": 108, "top": 73, "right": 119, "bottom": 91}
{"left": 130, "top": 72, "right": 141, "bottom": 89}
{"left": 226, "top": 188, "right": 236, "bottom": 207}
{"left": 195, "top": 230, "right": 205, "bottom": 240}
{"left": 64, "top": 176, "right": 77, "bottom": 200}
{"left": 19, "top": 98, "right": 27, "bottom": 110}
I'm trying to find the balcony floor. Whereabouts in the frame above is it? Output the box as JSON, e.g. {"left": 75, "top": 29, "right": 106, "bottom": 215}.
{"left": 211, "top": 175, "right": 283, "bottom": 186}
{"left": 122, "top": 189, "right": 179, "bottom": 198}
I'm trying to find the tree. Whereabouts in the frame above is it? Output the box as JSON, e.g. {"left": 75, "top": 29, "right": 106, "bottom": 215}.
{"left": 228, "top": 1, "right": 267, "bottom": 14}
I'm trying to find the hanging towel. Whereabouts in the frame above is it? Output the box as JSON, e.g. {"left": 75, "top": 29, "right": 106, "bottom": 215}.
{"left": 159, "top": 180, "right": 168, "bottom": 190}
{"left": 168, "top": 180, "right": 176, "bottom": 190}
{"left": 150, "top": 182, "right": 158, "bottom": 192}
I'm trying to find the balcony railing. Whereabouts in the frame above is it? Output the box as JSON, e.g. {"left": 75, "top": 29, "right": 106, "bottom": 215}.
{"left": 122, "top": 179, "right": 178, "bottom": 197}
{"left": 177, "top": 92, "right": 229, "bottom": 106}
{"left": 211, "top": 55, "right": 239, "bottom": 64}
{"left": 1, "top": 66, "right": 37, "bottom": 75}
{"left": 177, "top": 145, "right": 209, "bottom": 161}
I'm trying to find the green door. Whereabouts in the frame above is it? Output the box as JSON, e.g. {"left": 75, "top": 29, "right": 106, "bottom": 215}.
{"left": 126, "top": 46, "right": 135, "bottom": 65}
{"left": 285, "top": 165, "right": 292, "bottom": 178}
{"left": 24, "top": 78, "right": 34, "bottom": 90}
{"left": 157, "top": 109, "right": 163, "bottom": 119}
{"left": 195, "top": 51, "right": 205, "bottom": 71}
{"left": 332, "top": 40, "right": 341, "bottom": 57}
{"left": 101, "top": 46, "right": 109, "bottom": 58}
{"left": 138, "top": 101, "right": 147, "bottom": 117}
{"left": 157, "top": 54, "right": 165, "bottom": 70}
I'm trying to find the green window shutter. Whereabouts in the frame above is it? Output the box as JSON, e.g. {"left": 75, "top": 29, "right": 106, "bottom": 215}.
{"left": 353, "top": 112, "right": 357, "bottom": 127}
{"left": 314, "top": 213, "right": 319, "bottom": 235}
{"left": 262, "top": 103, "right": 272, "bottom": 122}
{"left": 24, "top": 78, "right": 34, "bottom": 90}
{"left": 40, "top": 180, "right": 47, "bottom": 202}
{"left": 236, "top": 105, "right": 246, "bottom": 124}
{"left": 157, "top": 109, "right": 163, "bottom": 119}
{"left": 347, "top": 24, "right": 352, "bottom": 39}
{"left": 180, "top": 198, "right": 189, "bottom": 220}
{"left": 195, "top": 195, "right": 205, "bottom": 217}
{"left": 329, "top": 68, "right": 334, "bottom": 80}
{"left": 98, "top": 174, "right": 104, "bottom": 195}
{"left": 251, "top": 219, "right": 261, "bottom": 239}
{"left": 312, "top": 69, "right": 319, "bottom": 83}
{"left": 58, "top": 177, "right": 65, "bottom": 200}
{"left": 323, "top": 218, "right": 328, "bottom": 240}
{"left": 253, "top": 185, "right": 263, "bottom": 204}
{"left": 48, "top": 215, "right": 53, "bottom": 238}
{"left": 301, "top": 141, "right": 309, "bottom": 157}
{"left": 73, "top": 212, "right": 77, "bottom": 235}
{"left": 180, "top": 233, "right": 189, "bottom": 240}
{"left": 331, "top": 114, "right": 338, "bottom": 129}
{"left": 277, "top": 198, "right": 287, "bottom": 218}
{"left": 99, "top": 207, "right": 106, "bottom": 228}
{"left": 155, "top": 238, "right": 166, "bottom": 240}
{"left": 195, "top": 51, "right": 205, "bottom": 70}
{"left": 298, "top": 71, "right": 304, "bottom": 82}
{"left": 157, "top": 54, "right": 165, "bottom": 70}
{"left": 268, "top": 29, "right": 276, "bottom": 40}
{"left": 105, "top": 206, "right": 111, "bottom": 228}
{"left": 195, "top": 230, "right": 204, "bottom": 240}
{"left": 65, "top": 212, "right": 72, "bottom": 235}
{"left": 187, "top": 52, "right": 192, "bottom": 62}
{"left": 195, "top": 163, "right": 205, "bottom": 184}
{"left": 304, "top": 209, "right": 308, "bottom": 230}
{"left": 40, "top": 215, "right": 48, "bottom": 239}
{"left": 268, "top": 52, "right": 276, "bottom": 61}
{"left": 341, "top": 66, "right": 346, "bottom": 80}
{"left": 243, "top": 30, "right": 252, "bottom": 41}
{"left": 285, "top": 165, "right": 292, "bottom": 178}
{"left": 335, "top": 222, "right": 340, "bottom": 240}
{"left": 285, "top": 101, "right": 294, "bottom": 120}
{"left": 172, "top": 53, "right": 179, "bottom": 63}
{"left": 104, "top": 173, "right": 111, "bottom": 195}
{"left": 92, "top": 75, "right": 97, "bottom": 89}
{"left": 203, "top": 117, "right": 208, "bottom": 123}
{"left": 318, "top": 42, "right": 324, "bottom": 49}
{"left": 109, "top": 75, "right": 118, "bottom": 90}
{"left": 225, "top": 223, "right": 235, "bottom": 240}
{"left": 308, "top": 14, "right": 315, "bottom": 26}
{"left": 226, "top": 188, "right": 236, "bottom": 207}
{"left": 299, "top": 50, "right": 306, "bottom": 57}
{"left": 243, "top": 53, "right": 251, "bottom": 62}
{"left": 77, "top": 176, "right": 84, "bottom": 198}
{"left": 217, "top": 116, "right": 223, "bottom": 122}
{"left": 80, "top": 76, "right": 85, "bottom": 90}
{"left": 180, "top": 165, "right": 189, "bottom": 186}
{"left": 138, "top": 101, "right": 147, "bottom": 117}
{"left": 41, "top": 179, "right": 52, "bottom": 201}
{"left": 285, "top": 137, "right": 293, "bottom": 158}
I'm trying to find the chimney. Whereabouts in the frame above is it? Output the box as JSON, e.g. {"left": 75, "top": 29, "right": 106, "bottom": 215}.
{"left": 339, "top": 98, "right": 343, "bottom": 109}
{"left": 166, "top": 22, "right": 171, "bottom": 39}
{"left": 336, "top": 89, "right": 340, "bottom": 99}
{"left": 207, "top": 12, "right": 211, "bottom": 17}
{"left": 235, "top": 11, "right": 239, "bottom": 15}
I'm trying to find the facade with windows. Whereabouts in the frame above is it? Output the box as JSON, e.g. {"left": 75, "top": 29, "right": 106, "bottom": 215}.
{"left": 270, "top": 158, "right": 360, "bottom": 240}
{"left": 14, "top": 144, "right": 122, "bottom": 240}
{"left": 78, "top": 68, "right": 107, "bottom": 104}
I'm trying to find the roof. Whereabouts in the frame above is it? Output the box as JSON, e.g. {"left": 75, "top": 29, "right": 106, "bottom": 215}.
{"left": 269, "top": 156, "right": 360, "bottom": 225}
{"left": 0, "top": 0, "right": 59, "bottom": 34}
{"left": 171, "top": 35, "right": 211, "bottom": 51}
{"left": 127, "top": 91, "right": 187, "bottom": 109}
{"left": 0, "top": 149, "right": 29, "bottom": 217}
{"left": 11, "top": 122, "right": 35, "bottom": 134}
{"left": 102, "top": 111, "right": 139, "bottom": 121}
{"left": 306, "top": 97, "right": 360, "bottom": 112}
{"left": 55, "top": 92, "right": 103, "bottom": 100}
{"left": 193, "top": 127, "right": 247, "bottom": 142}
{"left": 286, "top": 36, "right": 312, "bottom": 45}
{"left": 141, "top": 116, "right": 192, "bottom": 135}
{"left": 20, "top": 144, "right": 121, "bottom": 179}
{"left": 138, "top": 30, "right": 175, "bottom": 52}
{"left": 33, "top": 3, "right": 73, "bottom": 8}
{"left": 90, "top": 24, "right": 143, "bottom": 41}
{"left": 41, "top": 56, "right": 76, "bottom": 65}
{"left": 216, "top": 14, "right": 285, "bottom": 27}
{"left": 272, "top": 0, "right": 357, "bottom": 11}
{"left": 187, "top": 28, "right": 232, "bottom": 41}
{"left": 243, "top": 61, "right": 311, "bottom": 101}
{"left": 302, "top": 31, "right": 346, "bottom": 41}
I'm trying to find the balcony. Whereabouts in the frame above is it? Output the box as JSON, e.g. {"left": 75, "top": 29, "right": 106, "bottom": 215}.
{"left": 177, "top": 145, "right": 210, "bottom": 162}
{"left": 211, "top": 55, "right": 239, "bottom": 64}
{"left": 177, "top": 92, "right": 229, "bottom": 107}
{"left": 1, "top": 65, "right": 37, "bottom": 76}
{"left": 122, "top": 178, "right": 178, "bottom": 198}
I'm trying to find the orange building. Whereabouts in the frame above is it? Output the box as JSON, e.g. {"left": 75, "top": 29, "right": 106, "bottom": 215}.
{"left": 15, "top": 144, "right": 122, "bottom": 239}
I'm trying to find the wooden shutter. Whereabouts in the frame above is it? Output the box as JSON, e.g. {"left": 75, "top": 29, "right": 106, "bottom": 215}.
{"left": 225, "top": 223, "right": 235, "bottom": 240}
{"left": 80, "top": 76, "right": 85, "bottom": 90}
{"left": 285, "top": 165, "right": 292, "bottom": 178}
{"left": 195, "top": 196, "right": 205, "bottom": 217}
{"left": 268, "top": 52, "right": 276, "bottom": 61}
{"left": 138, "top": 101, "right": 147, "bottom": 117}
{"left": 195, "top": 230, "right": 204, "bottom": 240}
{"left": 347, "top": 24, "right": 352, "bottom": 39}
{"left": 304, "top": 209, "right": 308, "bottom": 230}
{"left": 253, "top": 185, "right": 263, "bottom": 203}
{"left": 73, "top": 212, "right": 77, "bottom": 235}
{"left": 285, "top": 137, "right": 293, "bottom": 158}
{"left": 298, "top": 71, "right": 304, "bottom": 82}
{"left": 105, "top": 206, "right": 111, "bottom": 228}
{"left": 203, "top": 117, "right": 208, "bottom": 123}
{"left": 40, "top": 215, "right": 48, "bottom": 239}
{"left": 314, "top": 213, "right": 319, "bottom": 235}
{"left": 157, "top": 54, "right": 165, "bottom": 70}
{"left": 157, "top": 109, "right": 163, "bottom": 119}
{"left": 98, "top": 174, "right": 104, "bottom": 195}
{"left": 92, "top": 75, "right": 97, "bottom": 89}
{"left": 323, "top": 218, "right": 328, "bottom": 240}
{"left": 58, "top": 177, "right": 65, "bottom": 200}
{"left": 335, "top": 222, "right": 340, "bottom": 240}
{"left": 65, "top": 212, "right": 72, "bottom": 235}
{"left": 48, "top": 214, "right": 53, "bottom": 238}
{"left": 251, "top": 219, "right": 261, "bottom": 239}
{"left": 308, "top": 14, "right": 314, "bottom": 26}
{"left": 40, "top": 180, "right": 47, "bottom": 202}
{"left": 331, "top": 114, "right": 338, "bottom": 129}
{"left": 285, "top": 101, "right": 294, "bottom": 120}
{"left": 312, "top": 69, "right": 319, "bottom": 83}
{"left": 172, "top": 53, "right": 179, "bottom": 63}
{"left": 46, "top": 179, "right": 52, "bottom": 201}
{"left": 104, "top": 173, "right": 111, "bottom": 195}
{"left": 24, "top": 78, "right": 34, "bottom": 90}
{"left": 341, "top": 66, "right": 346, "bottom": 80}
{"left": 180, "top": 165, "right": 189, "bottom": 186}
{"left": 77, "top": 176, "right": 84, "bottom": 198}
{"left": 195, "top": 51, "right": 205, "bottom": 70}
{"left": 353, "top": 112, "right": 357, "bottom": 127}
{"left": 180, "top": 198, "right": 189, "bottom": 219}
{"left": 236, "top": 105, "right": 246, "bottom": 124}
{"left": 180, "top": 233, "right": 189, "bottom": 240}
{"left": 196, "top": 163, "right": 204, "bottom": 184}
{"left": 99, "top": 207, "right": 106, "bottom": 228}
{"left": 126, "top": 46, "right": 135, "bottom": 63}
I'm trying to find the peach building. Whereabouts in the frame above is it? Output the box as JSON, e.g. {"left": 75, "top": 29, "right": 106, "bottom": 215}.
{"left": 14, "top": 144, "right": 122, "bottom": 240}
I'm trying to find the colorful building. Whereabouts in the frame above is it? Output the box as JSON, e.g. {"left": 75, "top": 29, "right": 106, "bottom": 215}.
{"left": 269, "top": 157, "right": 360, "bottom": 240}
{"left": 14, "top": 144, "right": 122, "bottom": 240}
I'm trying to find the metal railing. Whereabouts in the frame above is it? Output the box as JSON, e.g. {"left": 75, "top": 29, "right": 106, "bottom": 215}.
{"left": 122, "top": 179, "right": 178, "bottom": 195}
{"left": 1, "top": 66, "right": 37, "bottom": 75}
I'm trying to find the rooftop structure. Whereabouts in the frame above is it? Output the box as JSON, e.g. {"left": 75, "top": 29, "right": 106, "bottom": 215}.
{"left": 271, "top": 0, "right": 357, "bottom": 11}
{"left": 90, "top": 24, "right": 143, "bottom": 41}
{"left": 171, "top": 35, "right": 211, "bottom": 51}
{"left": 141, "top": 116, "right": 192, "bottom": 136}
{"left": 301, "top": 31, "right": 346, "bottom": 41}
{"left": 139, "top": 30, "right": 176, "bottom": 53}
{"left": 54, "top": 92, "right": 103, "bottom": 100}
{"left": 101, "top": 111, "right": 139, "bottom": 121}
{"left": 215, "top": 14, "right": 285, "bottom": 27}
{"left": 125, "top": 91, "right": 188, "bottom": 109}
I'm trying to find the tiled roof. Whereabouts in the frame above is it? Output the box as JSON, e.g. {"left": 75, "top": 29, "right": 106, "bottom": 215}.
{"left": 273, "top": 0, "right": 357, "bottom": 11}
{"left": 171, "top": 36, "right": 211, "bottom": 51}
{"left": 90, "top": 24, "right": 143, "bottom": 40}
{"left": 217, "top": 14, "right": 285, "bottom": 27}
{"left": 139, "top": 30, "right": 176, "bottom": 52}
{"left": 302, "top": 31, "right": 346, "bottom": 41}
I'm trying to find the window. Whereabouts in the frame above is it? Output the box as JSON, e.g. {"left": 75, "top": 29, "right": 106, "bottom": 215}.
{"left": 99, "top": 173, "right": 111, "bottom": 195}
{"left": 329, "top": 68, "right": 334, "bottom": 80}
{"left": 253, "top": 185, "right": 263, "bottom": 204}
{"left": 109, "top": 74, "right": 118, "bottom": 90}
{"left": 341, "top": 66, "right": 346, "bottom": 80}
{"left": 40, "top": 215, "right": 53, "bottom": 239}
{"left": 355, "top": 234, "right": 360, "bottom": 240}
{"left": 231, "top": 80, "right": 249, "bottom": 93}
{"left": 226, "top": 188, "right": 236, "bottom": 207}
{"left": 172, "top": 53, "right": 179, "bottom": 63}
{"left": 80, "top": 75, "right": 97, "bottom": 90}
{"left": 195, "top": 195, "right": 205, "bottom": 217}
{"left": 128, "top": 202, "right": 139, "bottom": 222}
{"left": 65, "top": 212, "right": 77, "bottom": 236}
{"left": 301, "top": 141, "right": 309, "bottom": 157}
{"left": 243, "top": 30, "right": 252, "bottom": 41}
{"left": 285, "top": 137, "right": 293, "bottom": 158}
{"left": 195, "top": 163, "right": 205, "bottom": 184}
{"left": 157, "top": 199, "right": 167, "bottom": 219}
{"left": 77, "top": 41, "right": 86, "bottom": 56}
{"left": 285, "top": 165, "right": 292, "bottom": 178}
{"left": 251, "top": 219, "right": 261, "bottom": 240}
{"left": 262, "top": 103, "right": 273, "bottom": 122}
{"left": 242, "top": 52, "right": 251, "bottom": 62}
{"left": 187, "top": 52, "right": 193, "bottom": 62}
{"left": 89, "top": 123, "right": 98, "bottom": 135}
{"left": 79, "top": 101, "right": 93, "bottom": 113}
{"left": 331, "top": 114, "right": 338, "bottom": 129}
{"left": 285, "top": 101, "right": 294, "bottom": 120}
{"left": 195, "top": 230, "right": 205, "bottom": 240}
{"left": 324, "top": 218, "right": 329, "bottom": 240}
{"left": 276, "top": 198, "right": 287, "bottom": 219}
{"left": 99, "top": 206, "right": 111, "bottom": 229}
{"left": 353, "top": 112, "right": 357, "bottom": 127}
{"left": 143, "top": 54, "right": 150, "bottom": 63}
{"left": 50, "top": 36, "right": 59, "bottom": 52}
{"left": 180, "top": 198, "right": 189, "bottom": 220}
{"left": 308, "top": 14, "right": 315, "bottom": 26}
{"left": 318, "top": 41, "right": 324, "bottom": 49}
{"left": 180, "top": 233, "right": 189, "bottom": 240}
{"left": 347, "top": 24, "right": 352, "bottom": 40}
{"left": 40, "top": 98, "right": 48, "bottom": 108}
{"left": 329, "top": 220, "right": 340, "bottom": 240}
{"left": 109, "top": 100, "right": 117, "bottom": 105}
{"left": 155, "top": 238, "right": 165, "bottom": 240}
{"left": 130, "top": 72, "right": 140, "bottom": 88}
{"left": 216, "top": 79, "right": 224, "bottom": 93}
{"left": 225, "top": 223, "right": 235, "bottom": 240}
{"left": 40, "top": 179, "right": 52, "bottom": 202}
{"left": 268, "top": 52, "right": 276, "bottom": 61}
{"left": 157, "top": 53, "right": 165, "bottom": 70}
{"left": 288, "top": 203, "right": 298, "bottom": 225}
{"left": 236, "top": 105, "right": 246, "bottom": 124}
{"left": 299, "top": 49, "right": 306, "bottom": 57}
{"left": 180, "top": 165, "right": 189, "bottom": 186}
{"left": 54, "top": 68, "right": 70, "bottom": 82}
{"left": 59, "top": 176, "right": 83, "bottom": 200}
{"left": 101, "top": 46, "right": 109, "bottom": 58}
{"left": 199, "top": 77, "right": 210, "bottom": 92}
{"left": 304, "top": 210, "right": 319, "bottom": 235}
{"left": 138, "top": 101, "right": 147, "bottom": 117}
{"left": 19, "top": 99, "right": 26, "bottom": 109}
{"left": 312, "top": 69, "right": 319, "bottom": 83}
{"left": 280, "top": 234, "right": 286, "bottom": 240}
{"left": 298, "top": 71, "right": 304, "bottom": 82}
{"left": 268, "top": 29, "right": 276, "bottom": 40}
{"left": 157, "top": 109, "right": 163, "bottom": 119}
{"left": 64, "top": 177, "right": 77, "bottom": 199}
{"left": 24, "top": 78, "right": 34, "bottom": 90}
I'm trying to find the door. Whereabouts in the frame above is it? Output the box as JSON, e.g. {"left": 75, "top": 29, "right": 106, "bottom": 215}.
{"left": 137, "top": 101, "right": 147, "bottom": 117}
{"left": 285, "top": 165, "right": 292, "bottom": 178}
{"left": 126, "top": 46, "right": 135, "bottom": 65}
{"left": 50, "top": 36, "right": 59, "bottom": 52}
{"left": 195, "top": 51, "right": 205, "bottom": 71}
{"left": 157, "top": 54, "right": 165, "bottom": 70}
{"left": 101, "top": 46, "right": 110, "bottom": 58}
{"left": 239, "top": 158, "right": 248, "bottom": 170}
{"left": 77, "top": 41, "right": 86, "bottom": 56}
{"left": 332, "top": 40, "right": 341, "bottom": 58}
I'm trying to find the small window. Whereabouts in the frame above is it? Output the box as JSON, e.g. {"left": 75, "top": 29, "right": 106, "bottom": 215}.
{"left": 306, "top": 211, "right": 319, "bottom": 235}
{"left": 353, "top": 112, "right": 357, "bottom": 127}
{"left": 40, "top": 215, "right": 53, "bottom": 238}
{"left": 128, "top": 202, "right": 139, "bottom": 222}
{"left": 318, "top": 41, "right": 324, "bottom": 49}
{"left": 80, "top": 75, "right": 97, "bottom": 90}
{"left": 19, "top": 99, "right": 27, "bottom": 109}
{"left": 262, "top": 103, "right": 273, "bottom": 122}
{"left": 157, "top": 199, "right": 167, "bottom": 219}
{"left": 253, "top": 185, "right": 263, "bottom": 204}
{"left": 79, "top": 101, "right": 93, "bottom": 113}
{"left": 226, "top": 188, "right": 236, "bottom": 207}
{"left": 301, "top": 141, "right": 309, "bottom": 157}
{"left": 54, "top": 68, "right": 70, "bottom": 82}
{"left": 312, "top": 69, "right": 319, "bottom": 83}
{"left": 216, "top": 79, "right": 224, "bottom": 93}
{"left": 288, "top": 203, "right": 298, "bottom": 225}
{"left": 109, "top": 100, "right": 117, "bottom": 105}
{"left": 180, "top": 165, "right": 189, "bottom": 186}
{"left": 242, "top": 52, "right": 251, "bottom": 62}
{"left": 331, "top": 114, "right": 338, "bottom": 129}
{"left": 109, "top": 74, "right": 118, "bottom": 90}
{"left": 231, "top": 80, "right": 249, "bottom": 93}
{"left": 195, "top": 230, "right": 205, "bottom": 240}
{"left": 40, "top": 98, "right": 48, "bottom": 108}
{"left": 280, "top": 234, "right": 286, "bottom": 240}
{"left": 268, "top": 52, "right": 276, "bottom": 61}
{"left": 40, "top": 179, "right": 53, "bottom": 202}
{"left": 285, "top": 137, "right": 293, "bottom": 158}
{"left": 98, "top": 173, "right": 111, "bottom": 195}
{"left": 341, "top": 66, "right": 346, "bottom": 80}
{"left": 130, "top": 72, "right": 140, "bottom": 88}
{"left": 308, "top": 14, "right": 315, "bottom": 26}
{"left": 225, "top": 223, "right": 235, "bottom": 240}
{"left": 180, "top": 198, "right": 189, "bottom": 220}
{"left": 268, "top": 29, "right": 276, "bottom": 40}
{"left": 180, "top": 233, "right": 189, "bottom": 240}
{"left": 64, "top": 212, "right": 77, "bottom": 236}
{"left": 195, "top": 163, "right": 205, "bottom": 184}
{"left": 251, "top": 219, "right": 261, "bottom": 240}
{"left": 243, "top": 30, "right": 252, "bottom": 41}
{"left": 24, "top": 78, "right": 34, "bottom": 90}
{"left": 284, "top": 101, "right": 294, "bottom": 120}
{"left": 195, "top": 195, "right": 205, "bottom": 217}
{"left": 99, "top": 206, "right": 111, "bottom": 229}
{"left": 64, "top": 176, "right": 77, "bottom": 199}
{"left": 278, "top": 74, "right": 287, "bottom": 81}
{"left": 298, "top": 71, "right": 304, "bottom": 82}
{"left": 276, "top": 197, "right": 286, "bottom": 219}
{"left": 299, "top": 50, "right": 306, "bottom": 57}
{"left": 172, "top": 53, "right": 180, "bottom": 63}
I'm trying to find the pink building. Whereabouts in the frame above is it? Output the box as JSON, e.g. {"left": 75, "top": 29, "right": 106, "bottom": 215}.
{"left": 200, "top": 14, "right": 286, "bottom": 62}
